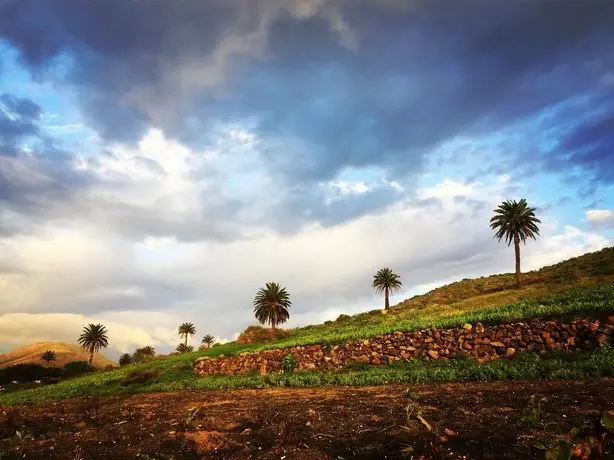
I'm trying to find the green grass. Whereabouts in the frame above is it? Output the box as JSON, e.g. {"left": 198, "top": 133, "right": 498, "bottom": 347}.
{"left": 3, "top": 348, "right": 614, "bottom": 405}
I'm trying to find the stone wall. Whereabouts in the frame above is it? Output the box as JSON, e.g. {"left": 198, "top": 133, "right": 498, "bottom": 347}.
{"left": 193, "top": 315, "right": 614, "bottom": 376}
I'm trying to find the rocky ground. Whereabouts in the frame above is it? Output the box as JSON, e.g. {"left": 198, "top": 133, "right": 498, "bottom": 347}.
{"left": 2, "top": 379, "right": 614, "bottom": 459}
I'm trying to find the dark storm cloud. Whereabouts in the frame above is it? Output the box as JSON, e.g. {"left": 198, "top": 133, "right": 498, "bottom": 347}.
{"left": 1, "top": 0, "right": 613, "bottom": 234}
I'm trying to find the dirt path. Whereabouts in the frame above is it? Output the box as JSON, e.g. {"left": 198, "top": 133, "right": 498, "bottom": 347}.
{"left": 2, "top": 379, "right": 614, "bottom": 459}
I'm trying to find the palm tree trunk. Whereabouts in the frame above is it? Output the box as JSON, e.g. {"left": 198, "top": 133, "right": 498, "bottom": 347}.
{"left": 89, "top": 350, "right": 94, "bottom": 367}
{"left": 385, "top": 286, "right": 390, "bottom": 310}
{"left": 271, "top": 320, "right": 276, "bottom": 330}
{"left": 184, "top": 334, "right": 188, "bottom": 347}
{"left": 514, "top": 233, "right": 521, "bottom": 289}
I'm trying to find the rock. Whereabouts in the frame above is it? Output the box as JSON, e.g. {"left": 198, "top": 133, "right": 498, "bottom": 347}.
{"left": 490, "top": 341, "right": 505, "bottom": 348}
{"left": 505, "top": 347, "right": 516, "bottom": 357}
{"left": 463, "top": 323, "right": 472, "bottom": 332}
{"left": 463, "top": 342, "right": 473, "bottom": 350}
{"left": 427, "top": 350, "right": 439, "bottom": 359}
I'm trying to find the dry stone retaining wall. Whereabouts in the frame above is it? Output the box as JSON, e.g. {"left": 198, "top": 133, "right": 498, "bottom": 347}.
{"left": 194, "top": 315, "right": 614, "bottom": 376}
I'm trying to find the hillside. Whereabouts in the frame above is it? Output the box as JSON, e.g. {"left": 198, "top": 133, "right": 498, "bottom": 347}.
{"left": 0, "top": 341, "right": 116, "bottom": 369}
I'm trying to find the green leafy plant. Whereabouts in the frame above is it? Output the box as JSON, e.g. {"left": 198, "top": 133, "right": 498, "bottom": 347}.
{"left": 281, "top": 353, "right": 297, "bottom": 372}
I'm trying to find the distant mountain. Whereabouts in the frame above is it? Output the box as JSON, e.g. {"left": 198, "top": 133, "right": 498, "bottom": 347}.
{"left": 0, "top": 341, "right": 117, "bottom": 369}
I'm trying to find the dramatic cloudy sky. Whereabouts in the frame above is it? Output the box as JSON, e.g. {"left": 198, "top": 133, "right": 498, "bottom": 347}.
{"left": 1, "top": 0, "right": 613, "bottom": 358}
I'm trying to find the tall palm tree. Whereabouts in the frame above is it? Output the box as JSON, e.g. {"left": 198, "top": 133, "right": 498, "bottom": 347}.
{"left": 490, "top": 198, "right": 541, "bottom": 289}
{"left": 253, "top": 282, "right": 291, "bottom": 329}
{"left": 372, "top": 267, "right": 403, "bottom": 310}
{"left": 41, "top": 350, "right": 56, "bottom": 367}
{"left": 178, "top": 322, "right": 196, "bottom": 347}
{"left": 77, "top": 323, "right": 109, "bottom": 367}
{"left": 201, "top": 334, "right": 215, "bottom": 348}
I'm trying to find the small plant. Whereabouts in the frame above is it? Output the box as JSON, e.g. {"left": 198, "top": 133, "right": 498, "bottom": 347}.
{"left": 519, "top": 395, "right": 549, "bottom": 428}
{"left": 281, "top": 353, "right": 297, "bottom": 372}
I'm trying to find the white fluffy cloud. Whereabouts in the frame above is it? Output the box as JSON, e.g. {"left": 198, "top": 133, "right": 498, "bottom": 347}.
{"left": 586, "top": 209, "right": 614, "bottom": 229}
{"left": 0, "top": 131, "right": 611, "bottom": 357}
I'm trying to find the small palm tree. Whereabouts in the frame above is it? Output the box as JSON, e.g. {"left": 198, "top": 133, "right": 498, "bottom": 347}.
{"left": 132, "top": 345, "right": 156, "bottom": 363}
{"left": 41, "top": 350, "right": 56, "bottom": 366}
{"left": 201, "top": 334, "right": 215, "bottom": 348}
{"left": 178, "top": 322, "right": 196, "bottom": 347}
{"left": 253, "top": 282, "right": 291, "bottom": 329}
{"left": 118, "top": 353, "right": 132, "bottom": 366}
{"left": 176, "top": 343, "right": 194, "bottom": 353}
{"left": 77, "top": 323, "right": 109, "bottom": 367}
{"left": 372, "top": 267, "right": 403, "bottom": 310}
{"left": 490, "top": 198, "right": 541, "bottom": 289}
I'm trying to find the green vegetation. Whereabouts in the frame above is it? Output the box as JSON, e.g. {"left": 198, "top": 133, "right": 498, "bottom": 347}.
{"left": 253, "top": 281, "right": 291, "bottom": 329}
{"left": 177, "top": 322, "right": 196, "bottom": 347}
{"left": 372, "top": 267, "right": 403, "bottom": 310}
{"left": 77, "top": 323, "right": 109, "bottom": 367}
{"left": 2, "top": 248, "right": 613, "bottom": 406}
{"left": 133, "top": 346, "right": 156, "bottom": 363}
{"left": 3, "top": 347, "right": 614, "bottom": 405}
{"left": 490, "top": 198, "right": 541, "bottom": 288}
{"left": 118, "top": 353, "right": 132, "bottom": 366}
{"left": 176, "top": 343, "right": 194, "bottom": 353}
{"left": 40, "top": 350, "right": 56, "bottom": 366}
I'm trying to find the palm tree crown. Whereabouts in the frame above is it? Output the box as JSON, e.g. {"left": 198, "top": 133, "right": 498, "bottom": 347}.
{"left": 253, "top": 282, "right": 291, "bottom": 329}
{"left": 77, "top": 323, "right": 109, "bottom": 367}
{"left": 119, "top": 353, "right": 132, "bottom": 366}
{"left": 201, "top": 334, "right": 215, "bottom": 348}
{"left": 178, "top": 322, "right": 196, "bottom": 346}
{"left": 490, "top": 198, "right": 541, "bottom": 246}
{"left": 373, "top": 267, "right": 403, "bottom": 310}
{"left": 490, "top": 198, "right": 541, "bottom": 288}
{"left": 41, "top": 350, "right": 56, "bottom": 366}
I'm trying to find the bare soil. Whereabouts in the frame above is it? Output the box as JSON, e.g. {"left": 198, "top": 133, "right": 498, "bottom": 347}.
{"left": 2, "top": 379, "right": 614, "bottom": 459}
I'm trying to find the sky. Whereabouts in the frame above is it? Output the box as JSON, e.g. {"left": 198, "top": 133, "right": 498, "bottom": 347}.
{"left": 0, "top": 0, "right": 613, "bottom": 359}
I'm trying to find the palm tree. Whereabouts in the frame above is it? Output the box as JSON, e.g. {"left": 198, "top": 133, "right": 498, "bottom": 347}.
{"left": 253, "top": 282, "right": 291, "bottom": 329}
{"left": 201, "top": 334, "right": 215, "bottom": 348}
{"left": 77, "top": 323, "right": 109, "bottom": 367}
{"left": 490, "top": 198, "right": 541, "bottom": 289}
{"left": 178, "top": 322, "right": 196, "bottom": 347}
{"left": 118, "top": 353, "right": 132, "bottom": 366}
{"left": 372, "top": 267, "right": 403, "bottom": 310}
{"left": 41, "top": 350, "right": 56, "bottom": 367}
{"left": 176, "top": 343, "right": 194, "bottom": 353}
{"left": 132, "top": 345, "right": 155, "bottom": 363}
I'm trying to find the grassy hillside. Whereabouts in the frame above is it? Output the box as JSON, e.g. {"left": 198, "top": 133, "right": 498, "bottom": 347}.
{"left": 2, "top": 247, "right": 613, "bottom": 405}
{"left": 0, "top": 341, "right": 116, "bottom": 369}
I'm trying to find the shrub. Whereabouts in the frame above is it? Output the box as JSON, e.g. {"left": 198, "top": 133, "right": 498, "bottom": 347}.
{"left": 236, "top": 325, "right": 292, "bottom": 344}
{"left": 63, "top": 361, "right": 92, "bottom": 377}
{"left": 176, "top": 343, "right": 194, "bottom": 353}
{"left": 336, "top": 314, "right": 351, "bottom": 322}
{"left": 0, "top": 364, "right": 62, "bottom": 385}
{"left": 118, "top": 353, "right": 132, "bottom": 366}
{"left": 120, "top": 368, "right": 163, "bottom": 386}
{"left": 133, "top": 346, "right": 156, "bottom": 363}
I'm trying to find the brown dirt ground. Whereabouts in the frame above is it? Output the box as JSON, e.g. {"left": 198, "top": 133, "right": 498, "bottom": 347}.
{"left": 2, "top": 379, "right": 614, "bottom": 459}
